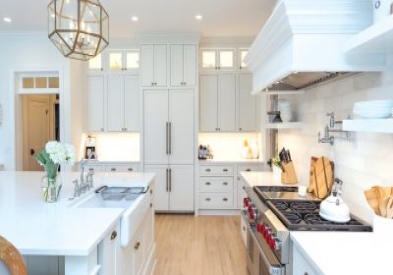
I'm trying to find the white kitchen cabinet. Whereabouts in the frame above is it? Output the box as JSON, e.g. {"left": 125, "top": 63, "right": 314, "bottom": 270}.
{"left": 238, "top": 49, "right": 249, "bottom": 71}
{"left": 200, "top": 48, "right": 235, "bottom": 71}
{"left": 200, "top": 74, "right": 236, "bottom": 132}
{"left": 239, "top": 214, "right": 247, "bottom": 247}
{"left": 170, "top": 44, "right": 197, "bottom": 87}
{"left": 141, "top": 44, "right": 167, "bottom": 87}
{"left": 105, "top": 163, "right": 139, "bottom": 172}
{"left": 98, "top": 223, "right": 119, "bottom": 275}
{"left": 293, "top": 242, "right": 321, "bottom": 275}
{"left": 108, "top": 49, "right": 140, "bottom": 73}
{"left": 237, "top": 73, "right": 257, "bottom": 132}
{"left": 143, "top": 89, "right": 194, "bottom": 164}
{"left": 198, "top": 164, "right": 235, "bottom": 209}
{"left": 107, "top": 75, "right": 139, "bottom": 132}
{"left": 87, "top": 76, "right": 105, "bottom": 132}
{"left": 144, "top": 165, "right": 194, "bottom": 212}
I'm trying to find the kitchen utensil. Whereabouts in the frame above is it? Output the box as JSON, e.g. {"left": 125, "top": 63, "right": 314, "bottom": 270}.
{"left": 386, "top": 197, "right": 393, "bottom": 219}
{"left": 364, "top": 188, "right": 380, "bottom": 215}
{"left": 308, "top": 156, "right": 334, "bottom": 199}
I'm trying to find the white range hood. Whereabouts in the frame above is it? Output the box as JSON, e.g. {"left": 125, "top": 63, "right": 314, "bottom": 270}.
{"left": 245, "top": 0, "right": 388, "bottom": 93}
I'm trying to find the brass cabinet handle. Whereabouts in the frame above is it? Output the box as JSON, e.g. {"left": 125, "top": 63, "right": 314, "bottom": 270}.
{"left": 134, "top": 241, "right": 141, "bottom": 249}
{"left": 110, "top": 231, "right": 117, "bottom": 240}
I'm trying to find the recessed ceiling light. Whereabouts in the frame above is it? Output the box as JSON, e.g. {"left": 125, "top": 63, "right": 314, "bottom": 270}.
{"left": 3, "top": 17, "right": 12, "bottom": 23}
{"left": 131, "top": 16, "right": 139, "bottom": 22}
{"left": 195, "top": 14, "right": 203, "bottom": 20}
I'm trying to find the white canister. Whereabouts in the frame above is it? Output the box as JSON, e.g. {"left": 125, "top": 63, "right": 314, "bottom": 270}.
{"left": 373, "top": 0, "right": 392, "bottom": 23}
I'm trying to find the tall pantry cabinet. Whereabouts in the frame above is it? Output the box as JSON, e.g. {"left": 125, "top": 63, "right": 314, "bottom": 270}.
{"left": 141, "top": 37, "right": 198, "bottom": 213}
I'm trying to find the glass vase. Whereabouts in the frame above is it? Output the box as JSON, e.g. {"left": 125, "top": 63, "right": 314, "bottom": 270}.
{"left": 41, "top": 175, "right": 60, "bottom": 203}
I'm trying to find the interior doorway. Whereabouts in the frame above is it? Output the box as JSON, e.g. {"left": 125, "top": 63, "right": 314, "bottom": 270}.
{"left": 16, "top": 73, "right": 61, "bottom": 171}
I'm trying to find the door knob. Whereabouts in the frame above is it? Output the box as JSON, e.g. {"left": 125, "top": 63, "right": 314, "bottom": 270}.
{"left": 30, "top": 149, "right": 35, "bottom": 156}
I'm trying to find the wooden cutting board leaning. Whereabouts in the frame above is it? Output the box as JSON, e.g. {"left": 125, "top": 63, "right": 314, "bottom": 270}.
{"left": 308, "top": 156, "right": 334, "bottom": 199}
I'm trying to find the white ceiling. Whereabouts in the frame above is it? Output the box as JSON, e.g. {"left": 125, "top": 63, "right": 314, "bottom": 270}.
{"left": 0, "top": 0, "right": 276, "bottom": 39}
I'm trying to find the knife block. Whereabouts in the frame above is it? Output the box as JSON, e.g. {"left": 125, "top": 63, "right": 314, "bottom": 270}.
{"left": 281, "top": 161, "right": 298, "bottom": 184}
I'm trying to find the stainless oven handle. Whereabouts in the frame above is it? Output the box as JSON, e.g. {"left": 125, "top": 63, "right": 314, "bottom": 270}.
{"left": 246, "top": 221, "right": 284, "bottom": 275}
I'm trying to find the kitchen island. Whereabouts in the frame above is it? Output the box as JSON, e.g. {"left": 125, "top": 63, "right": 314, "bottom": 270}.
{"left": 0, "top": 171, "right": 156, "bottom": 275}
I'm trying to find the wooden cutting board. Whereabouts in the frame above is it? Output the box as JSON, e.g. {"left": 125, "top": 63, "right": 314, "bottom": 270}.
{"left": 308, "top": 156, "right": 334, "bottom": 199}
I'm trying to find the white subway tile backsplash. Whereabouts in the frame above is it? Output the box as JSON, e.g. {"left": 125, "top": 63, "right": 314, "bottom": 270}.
{"left": 278, "top": 71, "right": 393, "bottom": 222}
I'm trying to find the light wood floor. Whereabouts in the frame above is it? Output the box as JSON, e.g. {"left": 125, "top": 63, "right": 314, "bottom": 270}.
{"left": 153, "top": 214, "right": 248, "bottom": 275}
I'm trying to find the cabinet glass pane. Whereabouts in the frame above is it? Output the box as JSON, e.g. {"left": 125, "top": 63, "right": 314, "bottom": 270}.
{"left": 109, "top": 53, "right": 123, "bottom": 69}
{"left": 89, "top": 54, "right": 102, "bottom": 69}
{"left": 126, "top": 51, "right": 139, "bottom": 69}
{"left": 219, "top": 50, "right": 234, "bottom": 68}
{"left": 22, "top": 78, "right": 34, "bottom": 88}
{"left": 240, "top": 50, "right": 248, "bottom": 68}
{"left": 202, "top": 50, "right": 216, "bottom": 68}
{"left": 48, "top": 77, "right": 59, "bottom": 88}
{"left": 35, "top": 77, "right": 47, "bottom": 88}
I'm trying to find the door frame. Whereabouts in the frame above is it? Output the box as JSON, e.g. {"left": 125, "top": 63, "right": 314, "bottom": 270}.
{"left": 12, "top": 68, "right": 65, "bottom": 171}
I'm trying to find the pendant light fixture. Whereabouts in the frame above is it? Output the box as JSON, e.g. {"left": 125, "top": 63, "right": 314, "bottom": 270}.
{"left": 48, "top": 0, "right": 109, "bottom": 61}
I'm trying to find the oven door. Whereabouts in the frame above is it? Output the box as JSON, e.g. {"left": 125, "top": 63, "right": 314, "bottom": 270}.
{"left": 242, "top": 212, "right": 285, "bottom": 275}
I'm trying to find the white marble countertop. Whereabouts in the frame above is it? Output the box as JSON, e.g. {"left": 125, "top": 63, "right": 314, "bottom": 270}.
{"left": 198, "top": 158, "right": 264, "bottom": 164}
{"left": 0, "top": 171, "right": 154, "bottom": 256}
{"left": 291, "top": 230, "right": 391, "bottom": 275}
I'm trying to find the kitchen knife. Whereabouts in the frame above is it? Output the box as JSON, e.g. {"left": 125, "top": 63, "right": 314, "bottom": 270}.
{"left": 287, "top": 150, "right": 292, "bottom": 162}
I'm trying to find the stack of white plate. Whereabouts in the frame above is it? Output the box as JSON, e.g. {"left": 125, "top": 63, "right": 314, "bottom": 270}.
{"left": 353, "top": 100, "right": 393, "bottom": 119}
{"left": 278, "top": 100, "right": 292, "bottom": 122}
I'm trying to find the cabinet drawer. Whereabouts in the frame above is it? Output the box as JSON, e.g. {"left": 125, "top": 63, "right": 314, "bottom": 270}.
{"left": 199, "top": 177, "right": 234, "bottom": 192}
{"left": 237, "top": 164, "right": 264, "bottom": 173}
{"left": 199, "top": 193, "right": 234, "bottom": 208}
{"left": 105, "top": 164, "right": 138, "bottom": 172}
{"left": 199, "top": 165, "right": 234, "bottom": 176}
{"left": 85, "top": 164, "right": 103, "bottom": 172}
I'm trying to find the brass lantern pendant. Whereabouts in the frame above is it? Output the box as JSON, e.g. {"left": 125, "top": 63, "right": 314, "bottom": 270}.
{"left": 48, "top": 0, "right": 109, "bottom": 61}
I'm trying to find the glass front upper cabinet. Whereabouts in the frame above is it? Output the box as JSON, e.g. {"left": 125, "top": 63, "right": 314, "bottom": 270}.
{"left": 201, "top": 49, "right": 235, "bottom": 71}
{"left": 109, "top": 50, "right": 140, "bottom": 72}
{"left": 238, "top": 49, "right": 249, "bottom": 70}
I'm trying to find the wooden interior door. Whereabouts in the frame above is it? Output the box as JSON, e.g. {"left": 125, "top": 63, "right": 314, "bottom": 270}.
{"left": 22, "top": 94, "right": 55, "bottom": 171}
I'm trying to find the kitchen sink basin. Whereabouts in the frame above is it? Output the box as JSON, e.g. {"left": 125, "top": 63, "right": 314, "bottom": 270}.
{"left": 74, "top": 193, "right": 137, "bottom": 208}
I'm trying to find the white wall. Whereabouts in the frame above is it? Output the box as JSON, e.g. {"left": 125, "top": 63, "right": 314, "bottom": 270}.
{"left": 0, "top": 32, "right": 82, "bottom": 170}
{"left": 278, "top": 71, "right": 393, "bottom": 223}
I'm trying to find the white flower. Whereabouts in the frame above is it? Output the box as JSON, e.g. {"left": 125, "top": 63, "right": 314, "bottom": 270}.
{"left": 44, "top": 141, "right": 76, "bottom": 165}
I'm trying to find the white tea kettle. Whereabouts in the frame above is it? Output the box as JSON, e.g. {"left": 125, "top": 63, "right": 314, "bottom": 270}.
{"left": 319, "top": 178, "right": 351, "bottom": 223}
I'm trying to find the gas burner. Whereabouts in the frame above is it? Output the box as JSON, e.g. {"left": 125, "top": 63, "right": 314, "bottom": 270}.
{"left": 273, "top": 201, "right": 289, "bottom": 210}
{"left": 255, "top": 186, "right": 298, "bottom": 193}
{"left": 283, "top": 212, "right": 302, "bottom": 224}
{"left": 289, "top": 201, "right": 317, "bottom": 211}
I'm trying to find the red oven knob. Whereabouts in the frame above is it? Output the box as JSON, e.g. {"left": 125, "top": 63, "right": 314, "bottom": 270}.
{"left": 243, "top": 198, "right": 250, "bottom": 207}
{"left": 256, "top": 223, "right": 262, "bottom": 232}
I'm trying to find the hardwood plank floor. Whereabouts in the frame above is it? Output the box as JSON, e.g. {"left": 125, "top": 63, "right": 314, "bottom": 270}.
{"left": 153, "top": 214, "right": 248, "bottom": 275}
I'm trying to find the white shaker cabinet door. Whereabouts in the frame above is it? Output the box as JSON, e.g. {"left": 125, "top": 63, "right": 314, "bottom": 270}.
{"left": 170, "top": 44, "right": 184, "bottom": 87}
{"left": 141, "top": 45, "right": 155, "bottom": 86}
{"left": 124, "top": 75, "right": 139, "bottom": 131}
{"left": 199, "top": 75, "right": 218, "bottom": 132}
{"left": 154, "top": 44, "right": 167, "bottom": 87}
{"left": 87, "top": 76, "right": 105, "bottom": 132}
{"left": 218, "top": 74, "right": 236, "bottom": 132}
{"left": 183, "top": 45, "right": 197, "bottom": 86}
{"left": 170, "top": 44, "right": 196, "bottom": 87}
{"left": 143, "top": 90, "right": 169, "bottom": 164}
{"left": 238, "top": 74, "right": 257, "bottom": 132}
{"left": 168, "top": 165, "right": 194, "bottom": 211}
{"left": 107, "top": 75, "right": 124, "bottom": 132}
{"left": 168, "top": 89, "right": 194, "bottom": 164}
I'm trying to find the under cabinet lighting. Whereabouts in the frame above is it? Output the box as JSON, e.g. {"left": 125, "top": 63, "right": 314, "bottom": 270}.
{"left": 195, "top": 14, "right": 203, "bottom": 20}
{"left": 3, "top": 17, "right": 12, "bottom": 23}
{"left": 131, "top": 16, "right": 139, "bottom": 22}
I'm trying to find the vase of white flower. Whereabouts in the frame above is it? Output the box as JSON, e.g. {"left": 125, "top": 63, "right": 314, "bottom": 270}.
{"left": 35, "top": 141, "right": 75, "bottom": 202}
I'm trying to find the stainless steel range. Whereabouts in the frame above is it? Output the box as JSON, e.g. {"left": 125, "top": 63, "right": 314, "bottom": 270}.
{"left": 242, "top": 185, "right": 372, "bottom": 275}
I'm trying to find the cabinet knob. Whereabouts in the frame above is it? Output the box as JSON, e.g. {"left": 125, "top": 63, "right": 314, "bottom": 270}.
{"left": 223, "top": 198, "right": 228, "bottom": 202}
{"left": 223, "top": 168, "right": 228, "bottom": 172}
{"left": 150, "top": 203, "right": 153, "bottom": 208}
{"left": 134, "top": 241, "right": 141, "bottom": 249}
{"left": 205, "top": 182, "right": 211, "bottom": 186}
{"left": 206, "top": 198, "right": 211, "bottom": 202}
{"left": 246, "top": 169, "right": 251, "bottom": 171}
{"left": 205, "top": 168, "right": 211, "bottom": 172}
{"left": 239, "top": 127, "right": 242, "bottom": 131}
{"left": 242, "top": 226, "right": 246, "bottom": 231}
{"left": 110, "top": 231, "right": 117, "bottom": 240}
{"left": 223, "top": 182, "right": 228, "bottom": 186}
{"left": 111, "top": 168, "right": 116, "bottom": 171}
{"left": 150, "top": 189, "right": 153, "bottom": 194}
{"left": 101, "top": 128, "right": 104, "bottom": 132}
{"left": 127, "top": 168, "right": 133, "bottom": 171}
{"left": 100, "top": 68, "right": 103, "bottom": 71}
